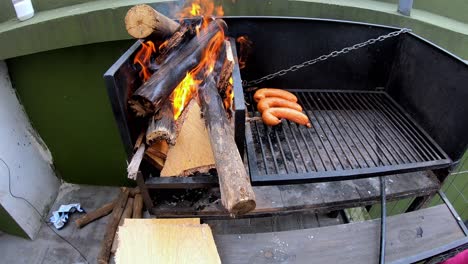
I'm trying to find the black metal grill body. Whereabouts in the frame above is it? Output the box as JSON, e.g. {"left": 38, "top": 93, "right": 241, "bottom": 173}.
{"left": 105, "top": 17, "right": 468, "bottom": 186}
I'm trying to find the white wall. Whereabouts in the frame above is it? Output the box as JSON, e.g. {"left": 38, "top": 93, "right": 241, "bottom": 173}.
{"left": 0, "top": 61, "right": 60, "bottom": 239}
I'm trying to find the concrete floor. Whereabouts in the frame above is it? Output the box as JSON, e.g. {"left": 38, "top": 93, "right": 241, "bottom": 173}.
{"left": 0, "top": 184, "right": 120, "bottom": 264}
{"left": 0, "top": 183, "right": 344, "bottom": 264}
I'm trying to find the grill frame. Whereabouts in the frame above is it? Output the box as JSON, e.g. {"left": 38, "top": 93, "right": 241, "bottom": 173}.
{"left": 246, "top": 90, "right": 451, "bottom": 185}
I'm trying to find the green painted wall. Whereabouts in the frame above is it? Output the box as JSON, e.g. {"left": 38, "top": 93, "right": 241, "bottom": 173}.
{"left": 7, "top": 40, "right": 134, "bottom": 186}
{"left": 0, "top": 205, "right": 28, "bottom": 238}
{"left": 414, "top": 0, "right": 468, "bottom": 24}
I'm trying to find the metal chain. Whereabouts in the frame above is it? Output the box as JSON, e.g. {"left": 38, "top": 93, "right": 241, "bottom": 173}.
{"left": 242, "top": 28, "right": 412, "bottom": 87}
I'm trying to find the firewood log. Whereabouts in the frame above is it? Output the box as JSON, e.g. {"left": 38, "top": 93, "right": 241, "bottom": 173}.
{"left": 127, "top": 144, "right": 146, "bottom": 180}
{"left": 125, "top": 4, "right": 179, "bottom": 39}
{"left": 128, "top": 19, "right": 227, "bottom": 117}
{"left": 197, "top": 56, "right": 256, "bottom": 216}
{"left": 97, "top": 188, "right": 130, "bottom": 264}
{"left": 75, "top": 201, "right": 116, "bottom": 229}
{"left": 111, "top": 198, "right": 134, "bottom": 254}
{"left": 146, "top": 101, "right": 176, "bottom": 145}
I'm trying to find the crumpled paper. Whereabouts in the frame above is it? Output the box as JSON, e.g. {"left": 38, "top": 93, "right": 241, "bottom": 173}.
{"left": 49, "top": 203, "right": 84, "bottom": 229}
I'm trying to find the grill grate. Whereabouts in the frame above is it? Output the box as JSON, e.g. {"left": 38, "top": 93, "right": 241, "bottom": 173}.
{"left": 246, "top": 90, "right": 451, "bottom": 185}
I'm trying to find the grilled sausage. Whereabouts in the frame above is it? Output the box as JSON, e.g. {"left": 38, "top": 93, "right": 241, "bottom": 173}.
{"left": 257, "top": 97, "right": 303, "bottom": 113}
{"left": 254, "top": 88, "right": 298, "bottom": 103}
{"left": 262, "top": 107, "right": 311, "bottom": 127}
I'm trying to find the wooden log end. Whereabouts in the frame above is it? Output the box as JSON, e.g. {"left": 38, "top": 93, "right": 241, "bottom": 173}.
{"left": 125, "top": 4, "right": 158, "bottom": 39}
{"left": 230, "top": 199, "right": 257, "bottom": 216}
{"left": 146, "top": 129, "right": 176, "bottom": 146}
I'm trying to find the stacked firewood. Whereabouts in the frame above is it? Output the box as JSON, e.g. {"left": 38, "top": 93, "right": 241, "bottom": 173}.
{"left": 123, "top": 4, "right": 256, "bottom": 216}
{"left": 74, "top": 187, "right": 143, "bottom": 264}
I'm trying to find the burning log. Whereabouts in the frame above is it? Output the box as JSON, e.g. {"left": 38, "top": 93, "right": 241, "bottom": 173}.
{"left": 218, "top": 40, "right": 234, "bottom": 94}
{"left": 155, "top": 24, "right": 191, "bottom": 65}
{"left": 146, "top": 101, "right": 176, "bottom": 145}
{"left": 198, "top": 65, "right": 256, "bottom": 216}
{"left": 128, "top": 19, "right": 227, "bottom": 117}
{"left": 125, "top": 4, "right": 179, "bottom": 39}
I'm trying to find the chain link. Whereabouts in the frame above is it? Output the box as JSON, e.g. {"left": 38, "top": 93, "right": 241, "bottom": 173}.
{"left": 242, "top": 28, "right": 411, "bottom": 87}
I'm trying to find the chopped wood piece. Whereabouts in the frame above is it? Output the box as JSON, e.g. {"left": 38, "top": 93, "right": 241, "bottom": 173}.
{"left": 133, "top": 131, "right": 145, "bottom": 152}
{"left": 111, "top": 198, "right": 134, "bottom": 254}
{"left": 161, "top": 100, "right": 215, "bottom": 177}
{"left": 125, "top": 4, "right": 179, "bottom": 39}
{"left": 146, "top": 102, "right": 176, "bottom": 145}
{"left": 144, "top": 152, "right": 165, "bottom": 170}
{"left": 129, "top": 187, "right": 141, "bottom": 197}
{"left": 198, "top": 73, "right": 256, "bottom": 216}
{"left": 127, "top": 144, "right": 146, "bottom": 180}
{"left": 132, "top": 194, "right": 144, "bottom": 218}
{"left": 115, "top": 219, "right": 220, "bottom": 264}
{"left": 129, "top": 20, "right": 227, "bottom": 116}
{"left": 97, "top": 188, "right": 130, "bottom": 264}
{"left": 146, "top": 140, "right": 169, "bottom": 160}
{"left": 218, "top": 40, "right": 234, "bottom": 93}
{"left": 75, "top": 201, "right": 116, "bottom": 229}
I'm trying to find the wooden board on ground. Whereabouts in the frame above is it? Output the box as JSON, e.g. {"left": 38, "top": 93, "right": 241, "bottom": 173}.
{"left": 161, "top": 101, "right": 215, "bottom": 177}
{"left": 115, "top": 218, "right": 220, "bottom": 264}
{"left": 214, "top": 205, "right": 466, "bottom": 263}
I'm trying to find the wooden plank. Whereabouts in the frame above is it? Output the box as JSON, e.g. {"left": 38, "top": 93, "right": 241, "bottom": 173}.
{"left": 161, "top": 101, "right": 215, "bottom": 177}
{"left": 115, "top": 219, "right": 220, "bottom": 264}
{"left": 214, "top": 205, "right": 465, "bottom": 263}
{"left": 152, "top": 171, "right": 440, "bottom": 218}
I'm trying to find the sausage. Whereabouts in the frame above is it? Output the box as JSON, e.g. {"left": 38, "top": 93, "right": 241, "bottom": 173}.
{"left": 254, "top": 88, "right": 298, "bottom": 103}
{"left": 257, "top": 97, "right": 303, "bottom": 113}
{"left": 262, "top": 107, "right": 311, "bottom": 127}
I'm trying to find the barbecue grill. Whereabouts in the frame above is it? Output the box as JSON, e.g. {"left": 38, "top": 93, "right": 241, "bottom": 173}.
{"left": 104, "top": 17, "right": 468, "bottom": 212}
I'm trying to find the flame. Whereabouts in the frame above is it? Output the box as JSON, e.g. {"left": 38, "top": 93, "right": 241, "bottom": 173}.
{"left": 236, "top": 36, "right": 252, "bottom": 69}
{"left": 223, "top": 76, "right": 234, "bottom": 110}
{"left": 172, "top": 72, "right": 202, "bottom": 120}
{"left": 133, "top": 41, "right": 156, "bottom": 82}
{"left": 132, "top": 0, "right": 227, "bottom": 120}
{"left": 178, "top": 0, "right": 224, "bottom": 19}
{"left": 170, "top": 30, "right": 225, "bottom": 119}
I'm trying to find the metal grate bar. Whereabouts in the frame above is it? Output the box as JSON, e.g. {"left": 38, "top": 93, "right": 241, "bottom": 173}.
{"left": 246, "top": 90, "right": 451, "bottom": 184}
{"left": 298, "top": 93, "right": 340, "bottom": 171}
{"left": 358, "top": 94, "right": 412, "bottom": 163}
{"left": 327, "top": 92, "right": 383, "bottom": 167}
{"left": 308, "top": 93, "right": 362, "bottom": 169}
{"left": 316, "top": 92, "right": 372, "bottom": 168}
{"left": 335, "top": 93, "right": 392, "bottom": 166}
{"left": 346, "top": 93, "right": 405, "bottom": 165}
{"left": 321, "top": 92, "right": 375, "bottom": 167}
{"left": 365, "top": 94, "right": 425, "bottom": 162}
{"left": 375, "top": 94, "right": 444, "bottom": 160}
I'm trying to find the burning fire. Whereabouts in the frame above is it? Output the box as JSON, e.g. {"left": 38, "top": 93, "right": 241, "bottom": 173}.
{"left": 134, "top": 40, "right": 156, "bottom": 82}
{"left": 236, "top": 36, "right": 252, "bottom": 69}
{"left": 179, "top": 0, "right": 224, "bottom": 19}
{"left": 223, "top": 76, "right": 234, "bottom": 110}
{"left": 169, "top": 0, "right": 226, "bottom": 120}
{"left": 172, "top": 72, "right": 202, "bottom": 120}
{"left": 133, "top": 0, "right": 230, "bottom": 120}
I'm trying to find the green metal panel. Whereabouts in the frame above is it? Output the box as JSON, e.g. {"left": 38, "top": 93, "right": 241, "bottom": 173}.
{"left": 7, "top": 40, "right": 134, "bottom": 186}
